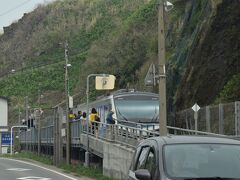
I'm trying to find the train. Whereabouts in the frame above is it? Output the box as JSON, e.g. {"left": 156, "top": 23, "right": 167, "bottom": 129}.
{"left": 75, "top": 89, "right": 159, "bottom": 130}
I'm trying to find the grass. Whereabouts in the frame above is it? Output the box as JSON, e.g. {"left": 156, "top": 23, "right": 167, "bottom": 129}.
{"left": 59, "top": 163, "right": 113, "bottom": 180}
{"left": 0, "top": 152, "right": 113, "bottom": 180}
{"left": 0, "top": 152, "right": 53, "bottom": 165}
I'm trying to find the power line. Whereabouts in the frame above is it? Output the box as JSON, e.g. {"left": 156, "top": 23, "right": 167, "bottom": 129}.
{"left": 0, "top": 0, "right": 31, "bottom": 17}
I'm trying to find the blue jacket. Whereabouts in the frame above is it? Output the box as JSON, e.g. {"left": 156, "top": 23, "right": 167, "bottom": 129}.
{"left": 106, "top": 111, "right": 115, "bottom": 124}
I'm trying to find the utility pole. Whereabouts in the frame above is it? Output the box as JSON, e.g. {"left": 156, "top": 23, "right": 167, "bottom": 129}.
{"left": 25, "top": 96, "right": 29, "bottom": 150}
{"left": 158, "top": 0, "right": 168, "bottom": 136}
{"left": 18, "top": 108, "right": 21, "bottom": 133}
{"left": 18, "top": 108, "right": 21, "bottom": 126}
{"left": 65, "top": 41, "right": 70, "bottom": 165}
{"left": 25, "top": 97, "right": 28, "bottom": 128}
{"left": 37, "top": 89, "right": 41, "bottom": 155}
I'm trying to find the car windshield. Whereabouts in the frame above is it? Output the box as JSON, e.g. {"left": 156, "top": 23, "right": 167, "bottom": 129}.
{"left": 163, "top": 143, "right": 240, "bottom": 179}
{"left": 114, "top": 95, "right": 159, "bottom": 123}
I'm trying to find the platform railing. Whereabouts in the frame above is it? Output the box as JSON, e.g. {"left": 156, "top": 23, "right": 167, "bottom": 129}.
{"left": 20, "top": 118, "right": 239, "bottom": 149}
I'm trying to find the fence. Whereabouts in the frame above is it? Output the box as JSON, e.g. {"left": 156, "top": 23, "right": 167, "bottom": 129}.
{"left": 174, "top": 101, "right": 240, "bottom": 135}
{"left": 20, "top": 101, "right": 240, "bottom": 146}
{"left": 19, "top": 101, "right": 240, "bottom": 166}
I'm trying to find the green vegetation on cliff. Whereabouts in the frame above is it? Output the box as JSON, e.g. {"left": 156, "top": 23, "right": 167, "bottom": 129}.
{"left": 217, "top": 73, "right": 240, "bottom": 103}
{"left": 0, "top": 0, "right": 239, "bottom": 123}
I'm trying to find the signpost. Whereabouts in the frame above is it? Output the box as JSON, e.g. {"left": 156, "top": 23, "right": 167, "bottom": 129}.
{"left": 192, "top": 103, "right": 200, "bottom": 134}
{"left": 85, "top": 74, "right": 115, "bottom": 167}
{"left": 11, "top": 126, "right": 27, "bottom": 155}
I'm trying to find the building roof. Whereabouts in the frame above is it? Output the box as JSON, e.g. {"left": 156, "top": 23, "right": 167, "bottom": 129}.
{"left": 0, "top": 96, "right": 8, "bottom": 102}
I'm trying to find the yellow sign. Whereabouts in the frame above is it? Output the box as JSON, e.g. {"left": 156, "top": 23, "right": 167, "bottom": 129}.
{"left": 95, "top": 75, "right": 116, "bottom": 90}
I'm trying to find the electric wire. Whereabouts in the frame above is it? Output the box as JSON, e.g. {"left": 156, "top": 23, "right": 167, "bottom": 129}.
{"left": 0, "top": 0, "right": 31, "bottom": 17}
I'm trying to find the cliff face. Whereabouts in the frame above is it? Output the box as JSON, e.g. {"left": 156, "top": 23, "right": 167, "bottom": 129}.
{"left": 0, "top": 0, "right": 239, "bottom": 123}
{"left": 174, "top": 0, "right": 240, "bottom": 110}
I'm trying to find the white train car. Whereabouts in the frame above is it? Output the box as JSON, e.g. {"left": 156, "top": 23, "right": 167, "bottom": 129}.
{"left": 76, "top": 89, "right": 159, "bottom": 130}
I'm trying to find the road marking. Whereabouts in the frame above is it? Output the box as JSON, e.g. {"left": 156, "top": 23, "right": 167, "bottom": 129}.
{"left": 7, "top": 168, "right": 32, "bottom": 171}
{"left": 0, "top": 158, "right": 78, "bottom": 180}
{"left": 17, "top": 177, "right": 51, "bottom": 180}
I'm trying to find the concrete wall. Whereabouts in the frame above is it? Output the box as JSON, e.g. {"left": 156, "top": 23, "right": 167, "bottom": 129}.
{"left": 80, "top": 134, "right": 104, "bottom": 158}
{"left": 80, "top": 134, "right": 135, "bottom": 179}
{"left": 103, "top": 142, "right": 134, "bottom": 179}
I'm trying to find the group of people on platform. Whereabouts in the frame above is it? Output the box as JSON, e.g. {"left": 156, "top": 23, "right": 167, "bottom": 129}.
{"left": 68, "top": 107, "right": 115, "bottom": 138}
{"left": 68, "top": 108, "right": 115, "bottom": 125}
{"left": 68, "top": 110, "right": 87, "bottom": 121}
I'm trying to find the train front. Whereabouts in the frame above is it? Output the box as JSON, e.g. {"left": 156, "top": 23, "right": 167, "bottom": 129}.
{"left": 112, "top": 91, "right": 159, "bottom": 131}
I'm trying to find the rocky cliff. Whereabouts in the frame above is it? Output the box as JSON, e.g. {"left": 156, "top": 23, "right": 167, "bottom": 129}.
{"left": 0, "top": 0, "right": 239, "bottom": 123}
{"left": 174, "top": 0, "right": 240, "bottom": 110}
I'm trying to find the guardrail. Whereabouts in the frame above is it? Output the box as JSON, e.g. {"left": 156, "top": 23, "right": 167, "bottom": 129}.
{"left": 20, "top": 118, "right": 236, "bottom": 150}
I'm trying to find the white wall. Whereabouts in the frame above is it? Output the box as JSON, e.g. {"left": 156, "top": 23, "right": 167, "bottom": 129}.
{"left": 0, "top": 98, "right": 8, "bottom": 126}
{"left": 1, "top": 146, "right": 8, "bottom": 154}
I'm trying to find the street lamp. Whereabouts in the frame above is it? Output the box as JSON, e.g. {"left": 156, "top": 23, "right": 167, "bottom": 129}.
{"left": 85, "top": 74, "right": 115, "bottom": 167}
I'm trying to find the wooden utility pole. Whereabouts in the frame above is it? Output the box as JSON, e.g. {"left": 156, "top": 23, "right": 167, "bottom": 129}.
{"left": 65, "top": 41, "right": 70, "bottom": 164}
{"left": 158, "top": 0, "right": 168, "bottom": 136}
{"left": 25, "top": 96, "right": 29, "bottom": 150}
{"left": 53, "top": 107, "right": 58, "bottom": 165}
{"left": 37, "top": 89, "right": 41, "bottom": 155}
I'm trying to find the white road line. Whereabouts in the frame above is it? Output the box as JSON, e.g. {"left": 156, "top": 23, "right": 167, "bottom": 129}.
{"left": 0, "top": 158, "right": 78, "bottom": 180}
{"left": 17, "top": 177, "right": 51, "bottom": 180}
{"left": 7, "top": 168, "right": 32, "bottom": 171}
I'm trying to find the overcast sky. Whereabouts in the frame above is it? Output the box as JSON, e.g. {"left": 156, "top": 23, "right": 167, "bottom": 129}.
{"left": 0, "top": 0, "right": 55, "bottom": 32}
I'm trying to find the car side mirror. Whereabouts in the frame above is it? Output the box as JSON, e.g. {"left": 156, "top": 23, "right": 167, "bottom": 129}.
{"left": 135, "top": 169, "right": 151, "bottom": 180}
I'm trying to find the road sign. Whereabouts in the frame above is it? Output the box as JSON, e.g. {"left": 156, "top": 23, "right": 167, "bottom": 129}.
{"left": 192, "top": 103, "right": 200, "bottom": 112}
{"left": 95, "top": 75, "right": 115, "bottom": 90}
{"left": 192, "top": 103, "right": 200, "bottom": 134}
{"left": 1, "top": 132, "right": 12, "bottom": 145}
{"left": 144, "top": 63, "right": 156, "bottom": 86}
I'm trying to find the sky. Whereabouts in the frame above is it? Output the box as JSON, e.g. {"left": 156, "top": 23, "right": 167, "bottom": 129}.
{"left": 0, "top": 0, "right": 55, "bottom": 33}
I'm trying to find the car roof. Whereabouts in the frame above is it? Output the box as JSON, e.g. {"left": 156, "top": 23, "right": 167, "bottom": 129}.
{"left": 148, "top": 135, "right": 240, "bottom": 145}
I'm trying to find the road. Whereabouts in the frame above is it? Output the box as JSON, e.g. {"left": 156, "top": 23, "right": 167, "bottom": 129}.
{"left": 0, "top": 158, "right": 88, "bottom": 180}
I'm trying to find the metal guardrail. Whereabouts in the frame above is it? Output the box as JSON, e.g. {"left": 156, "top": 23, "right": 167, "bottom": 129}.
{"left": 20, "top": 118, "right": 237, "bottom": 150}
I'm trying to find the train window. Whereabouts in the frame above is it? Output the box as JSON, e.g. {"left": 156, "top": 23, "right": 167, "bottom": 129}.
{"left": 114, "top": 96, "right": 159, "bottom": 123}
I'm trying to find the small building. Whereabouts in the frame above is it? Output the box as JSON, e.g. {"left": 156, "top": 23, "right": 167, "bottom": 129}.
{"left": 0, "top": 97, "right": 9, "bottom": 154}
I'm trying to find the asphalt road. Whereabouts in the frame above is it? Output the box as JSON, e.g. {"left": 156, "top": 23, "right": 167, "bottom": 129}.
{"left": 0, "top": 158, "right": 86, "bottom": 180}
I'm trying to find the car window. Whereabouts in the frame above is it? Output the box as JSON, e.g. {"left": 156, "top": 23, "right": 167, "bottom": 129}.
{"left": 145, "top": 148, "right": 157, "bottom": 178}
{"left": 135, "top": 146, "right": 150, "bottom": 170}
{"left": 129, "top": 146, "right": 142, "bottom": 171}
{"left": 164, "top": 143, "right": 240, "bottom": 178}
